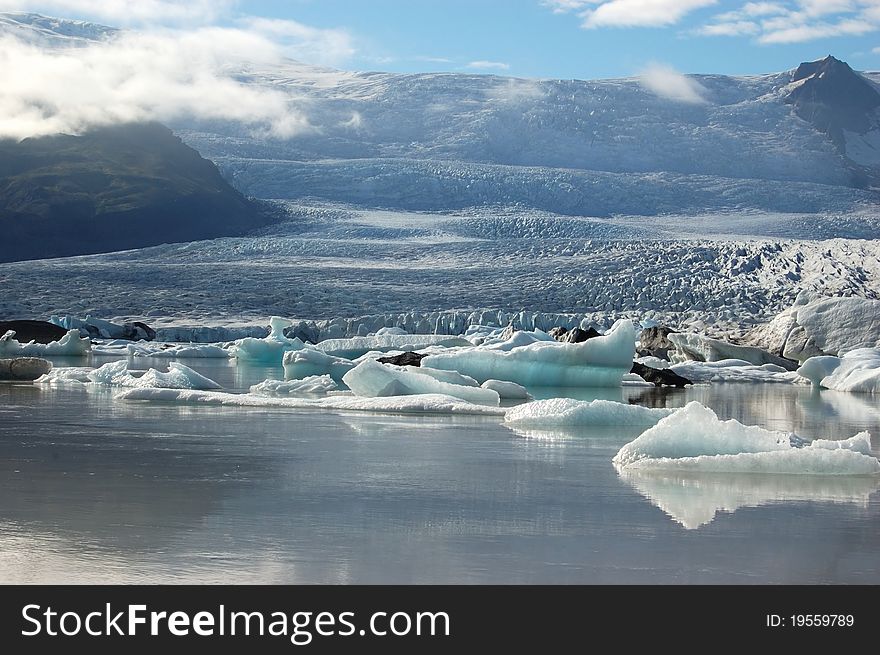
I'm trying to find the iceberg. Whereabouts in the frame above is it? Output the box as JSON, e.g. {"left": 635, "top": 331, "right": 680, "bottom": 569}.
{"left": 315, "top": 334, "right": 471, "bottom": 359}
{"left": 250, "top": 375, "right": 340, "bottom": 395}
{"left": 613, "top": 401, "right": 880, "bottom": 475}
{"left": 668, "top": 332, "right": 797, "bottom": 370}
{"left": 618, "top": 468, "right": 880, "bottom": 529}
{"left": 34, "top": 366, "right": 93, "bottom": 386}
{"left": 231, "top": 317, "right": 304, "bottom": 363}
{"left": 669, "top": 359, "right": 803, "bottom": 384}
{"left": 798, "top": 348, "right": 880, "bottom": 393}
{"left": 421, "top": 319, "right": 637, "bottom": 388}
{"left": 505, "top": 397, "right": 673, "bottom": 428}
{"left": 88, "top": 360, "right": 222, "bottom": 390}
{"left": 283, "top": 348, "right": 356, "bottom": 383}
{"left": 125, "top": 343, "right": 232, "bottom": 358}
{"left": 0, "top": 357, "right": 52, "bottom": 381}
{"left": 0, "top": 330, "right": 91, "bottom": 357}
{"left": 481, "top": 379, "right": 532, "bottom": 400}
{"left": 342, "top": 360, "right": 500, "bottom": 406}
{"left": 116, "top": 387, "right": 507, "bottom": 416}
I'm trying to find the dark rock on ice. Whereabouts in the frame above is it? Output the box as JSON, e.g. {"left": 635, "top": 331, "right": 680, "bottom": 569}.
{"left": 637, "top": 326, "right": 677, "bottom": 359}
{"left": 558, "top": 327, "right": 601, "bottom": 343}
{"left": 630, "top": 362, "right": 692, "bottom": 388}
{"left": 377, "top": 352, "right": 426, "bottom": 367}
{"left": 0, "top": 320, "right": 67, "bottom": 344}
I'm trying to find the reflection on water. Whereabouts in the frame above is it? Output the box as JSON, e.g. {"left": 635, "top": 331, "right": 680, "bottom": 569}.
{"left": 2, "top": 368, "right": 880, "bottom": 583}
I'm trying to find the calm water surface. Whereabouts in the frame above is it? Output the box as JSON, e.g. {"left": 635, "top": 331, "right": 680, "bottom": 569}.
{"left": 1, "top": 357, "right": 879, "bottom": 583}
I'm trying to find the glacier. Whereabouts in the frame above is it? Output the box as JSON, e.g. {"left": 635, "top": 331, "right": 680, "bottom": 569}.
{"left": 421, "top": 319, "right": 637, "bottom": 387}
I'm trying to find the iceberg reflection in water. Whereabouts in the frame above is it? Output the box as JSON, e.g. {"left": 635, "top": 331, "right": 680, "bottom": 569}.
{"left": 618, "top": 468, "right": 880, "bottom": 530}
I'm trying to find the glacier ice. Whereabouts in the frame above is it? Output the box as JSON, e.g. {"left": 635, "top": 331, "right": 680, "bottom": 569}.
{"left": 250, "top": 375, "right": 339, "bottom": 395}
{"left": 613, "top": 401, "right": 880, "bottom": 475}
{"left": 0, "top": 330, "right": 91, "bottom": 357}
{"left": 283, "top": 348, "right": 356, "bottom": 383}
{"left": 481, "top": 379, "right": 532, "bottom": 400}
{"left": 669, "top": 359, "right": 803, "bottom": 384}
{"left": 421, "top": 319, "right": 637, "bottom": 388}
{"left": 669, "top": 332, "right": 796, "bottom": 370}
{"left": 231, "top": 317, "right": 304, "bottom": 363}
{"left": 315, "top": 334, "right": 471, "bottom": 359}
{"left": 34, "top": 366, "right": 93, "bottom": 386}
{"left": 0, "top": 357, "right": 52, "bottom": 381}
{"left": 115, "top": 387, "right": 507, "bottom": 416}
{"left": 798, "top": 348, "right": 880, "bottom": 393}
{"left": 125, "top": 343, "right": 232, "bottom": 358}
{"left": 342, "top": 360, "right": 500, "bottom": 406}
{"left": 88, "top": 360, "right": 221, "bottom": 390}
{"left": 505, "top": 398, "right": 673, "bottom": 428}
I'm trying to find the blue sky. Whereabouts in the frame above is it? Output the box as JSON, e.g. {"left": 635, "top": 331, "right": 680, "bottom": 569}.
{"left": 3, "top": 1, "right": 880, "bottom": 78}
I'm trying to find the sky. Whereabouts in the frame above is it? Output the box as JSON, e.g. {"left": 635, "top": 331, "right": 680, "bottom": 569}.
{"left": 1, "top": 0, "right": 879, "bottom": 79}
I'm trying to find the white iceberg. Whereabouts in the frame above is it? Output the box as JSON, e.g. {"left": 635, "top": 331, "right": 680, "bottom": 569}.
{"left": 481, "top": 379, "right": 532, "bottom": 399}
{"left": 314, "top": 334, "right": 471, "bottom": 359}
{"left": 342, "top": 360, "right": 500, "bottom": 406}
{"left": 618, "top": 468, "right": 880, "bottom": 529}
{"left": 250, "top": 375, "right": 340, "bottom": 395}
{"left": 669, "top": 332, "right": 796, "bottom": 369}
{"left": 421, "top": 319, "right": 637, "bottom": 388}
{"left": 283, "top": 348, "right": 356, "bottom": 383}
{"left": 613, "top": 401, "right": 880, "bottom": 475}
{"left": 0, "top": 330, "right": 91, "bottom": 357}
{"left": 116, "top": 388, "right": 506, "bottom": 416}
{"left": 669, "top": 359, "right": 803, "bottom": 384}
{"left": 505, "top": 397, "right": 673, "bottom": 428}
{"left": 125, "top": 343, "right": 232, "bottom": 358}
{"left": 231, "top": 317, "right": 304, "bottom": 363}
{"left": 34, "top": 366, "right": 93, "bottom": 386}
{"left": 798, "top": 348, "right": 880, "bottom": 393}
{"left": 88, "top": 360, "right": 222, "bottom": 390}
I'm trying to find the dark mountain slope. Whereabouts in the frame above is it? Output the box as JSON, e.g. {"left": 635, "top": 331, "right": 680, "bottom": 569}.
{"left": 0, "top": 123, "right": 269, "bottom": 262}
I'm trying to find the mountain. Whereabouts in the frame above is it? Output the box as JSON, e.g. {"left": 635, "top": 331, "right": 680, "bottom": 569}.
{"left": 0, "top": 123, "right": 268, "bottom": 262}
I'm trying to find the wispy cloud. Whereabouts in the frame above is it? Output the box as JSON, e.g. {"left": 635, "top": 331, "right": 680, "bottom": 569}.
{"left": 467, "top": 60, "right": 511, "bottom": 70}
{"left": 699, "top": 1, "right": 880, "bottom": 43}
{"left": 638, "top": 62, "right": 709, "bottom": 103}
{"left": 542, "top": 0, "right": 718, "bottom": 28}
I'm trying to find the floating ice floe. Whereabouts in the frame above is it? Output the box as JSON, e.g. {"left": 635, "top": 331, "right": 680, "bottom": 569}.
{"left": 798, "top": 348, "right": 880, "bottom": 393}
{"left": 1, "top": 357, "right": 52, "bottom": 381}
{"left": 505, "top": 398, "right": 673, "bottom": 428}
{"left": 88, "top": 360, "right": 221, "bottom": 390}
{"left": 283, "top": 348, "right": 356, "bottom": 383}
{"left": 342, "top": 360, "right": 500, "bottom": 406}
{"left": 480, "top": 329, "right": 557, "bottom": 351}
{"left": 669, "top": 359, "right": 803, "bottom": 384}
{"left": 250, "top": 375, "right": 340, "bottom": 395}
{"left": 115, "top": 388, "right": 507, "bottom": 416}
{"left": 421, "top": 319, "right": 637, "bottom": 388}
{"left": 231, "top": 317, "right": 304, "bottom": 363}
{"left": 613, "top": 401, "right": 880, "bottom": 475}
{"left": 0, "top": 330, "right": 91, "bottom": 357}
{"left": 125, "top": 343, "right": 232, "bottom": 358}
{"left": 315, "top": 334, "right": 471, "bottom": 359}
{"left": 34, "top": 366, "right": 93, "bottom": 386}
{"left": 618, "top": 468, "right": 880, "bottom": 529}
{"left": 481, "top": 379, "right": 532, "bottom": 400}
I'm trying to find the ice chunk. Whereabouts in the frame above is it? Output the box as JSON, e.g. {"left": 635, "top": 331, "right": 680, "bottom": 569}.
{"left": 407, "top": 367, "right": 479, "bottom": 387}
{"left": 0, "top": 330, "right": 91, "bottom": 357}
{"left": 34, "top": 366, "right": 93, "bottom": 386}
{"left": 250, "top": 375, "right": 339, "bottom": 395}
{"left": 798, "top": 348, "right": 880, "bottom": 393}
{"left": 283, "top": 348, "right": 355, "bottom": 383}
{"left": 670, "top": 359, "right": 803, "bottom": 384}
{"left": 116, "top": 388, "right": 506, "bottom": 416}
{"left": 231, "top": 316, "right": 304, "bottom": 363}
{"left": 0, "top": 357, "right": 53, "bottom": 381}
{"left": 481, "top": 329, "right": 557, "bottom": 351}
{"left": 342, "top": 360, "right": 500, "bottom": 406}
{"left": 421, "top": 319, "right": 637, "bottom": 388}
{"left": 481, "top": 379, "right": 532, "bottom": 400}
{"left": 669, "top": 332, "right": 796, "bottom": 370}
{"left": 505, "top": 398, "right": 673, "bottom": 428}
{"left": 126, "top": 343, "right": 232, "bottom": 358}
{"left": 315, "top": 334, "right": 471, "bottom": 359}
{"left": 374, "top": 327, "right": 408, "bottom": 335}
{"left": 618, "top": 468, "right": 880, "bottom": 529}
{"left": 88, "top": 360, "right": 221, "bottom": 390}
{"left": 614, "top": 401, "right": 880, "bottom": 475}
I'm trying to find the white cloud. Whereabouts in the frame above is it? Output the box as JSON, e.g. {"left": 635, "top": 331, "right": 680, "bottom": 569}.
{"left": 0, "top": 0, "right": 234, "bottom": 25}
{"left": 467, "top": 60, "right": 511, "bottom": 70}
{"left": 0, "top": 27, "right": 311, "bottom": 139}
{"left": 699, "top": 20, "right": 760, "bottom": 35}
{"left": 240, "top": 17, "right": 355, "bottom": 67}
{"left": 580, "top": 0, "right": 718, "bottom": 28}
{"left": 759, "top": 16, "right": 875, "bottom": 41}
{"left": 638, "top": 63, "right": 709, "bottom": 103}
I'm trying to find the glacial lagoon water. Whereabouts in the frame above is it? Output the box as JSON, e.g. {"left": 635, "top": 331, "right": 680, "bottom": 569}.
{"left": 1, "top": 357, "right": 879, "bottom": 584}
